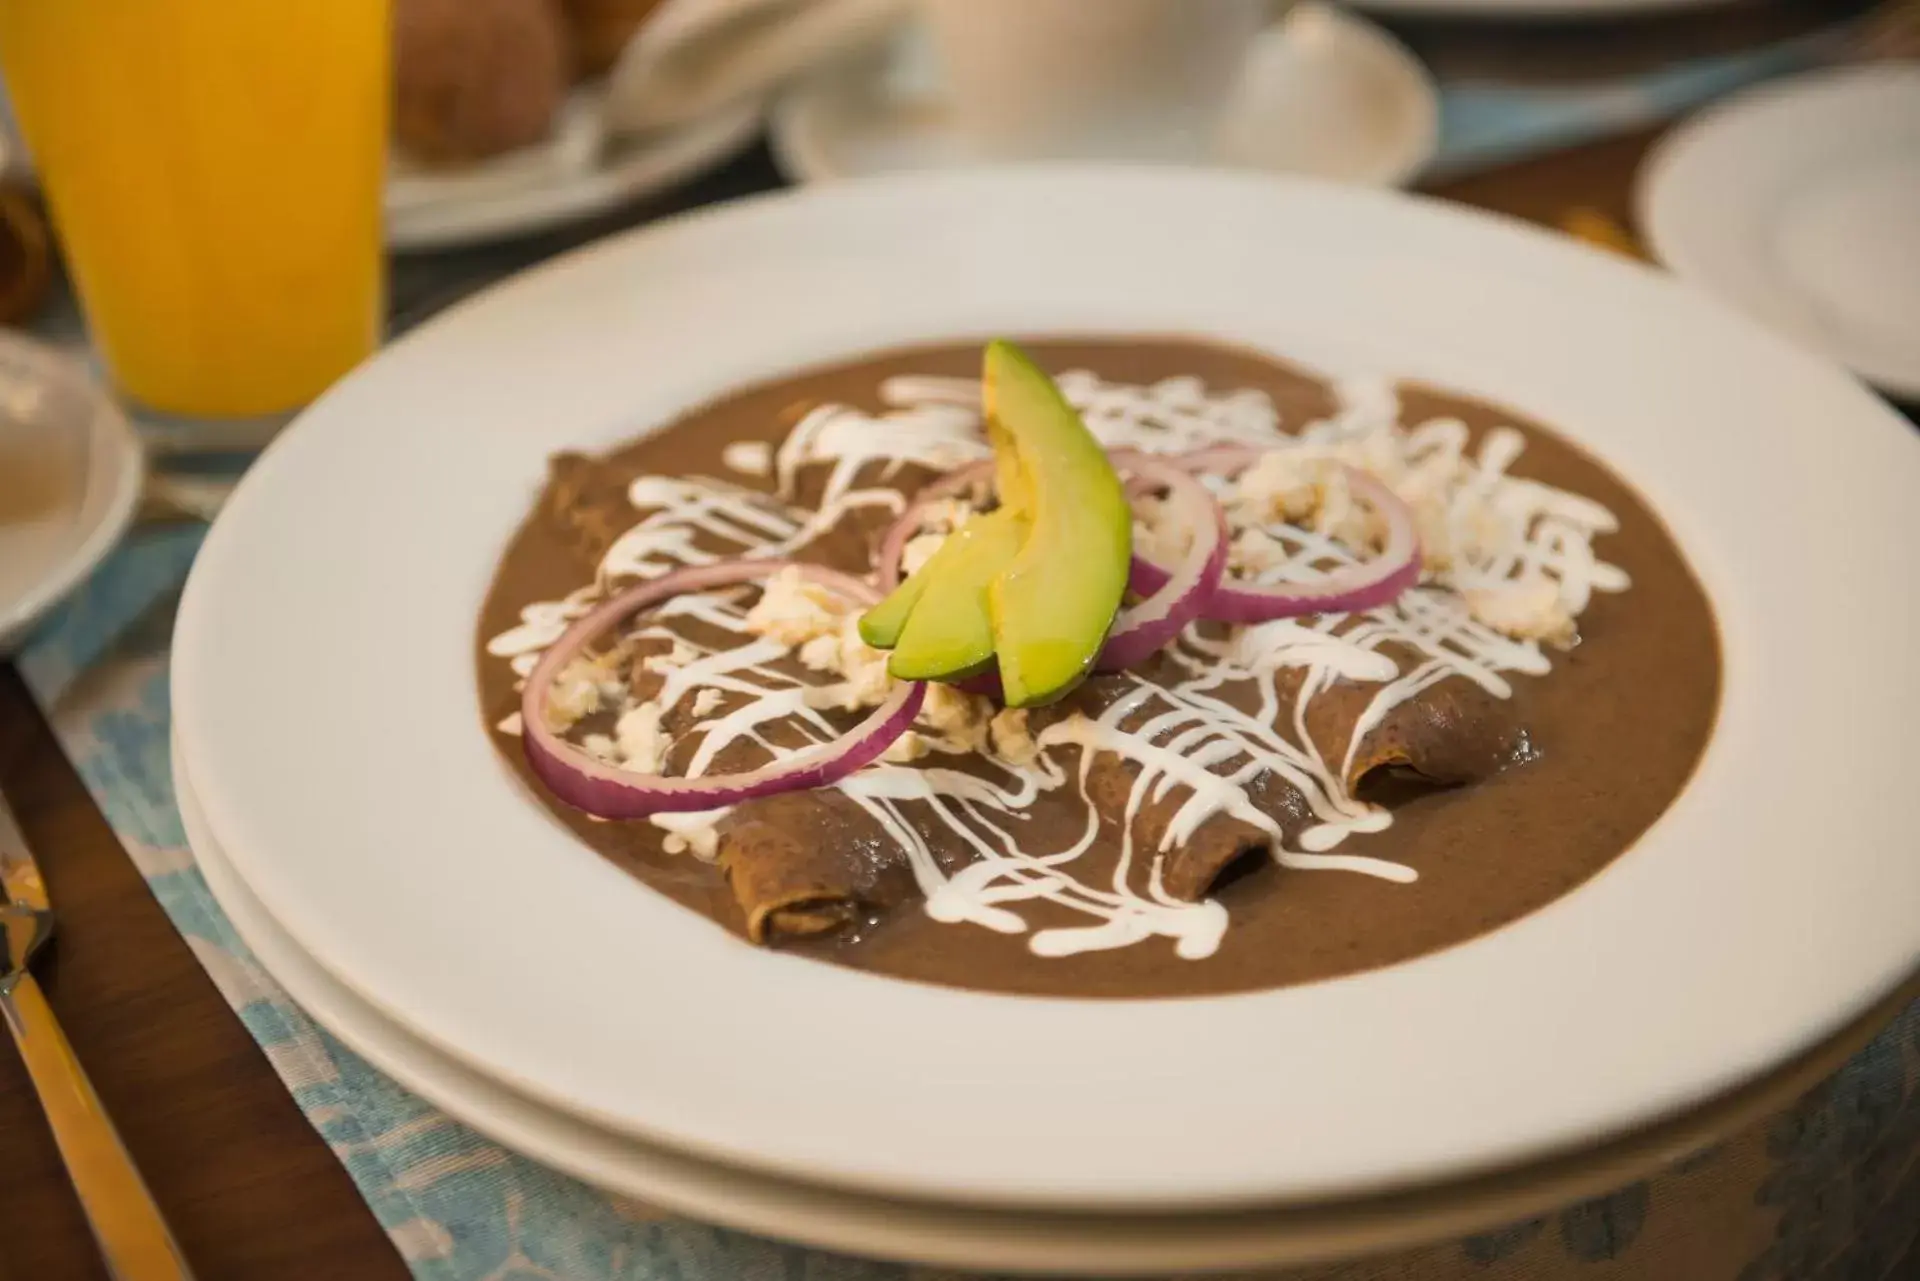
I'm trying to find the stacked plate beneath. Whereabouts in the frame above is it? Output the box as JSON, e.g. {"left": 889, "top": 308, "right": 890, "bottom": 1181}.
{"left": 169, "top": 743, "right": 1920, "bottom": 1271}
{"left": 169, "top": 169, "right": 1920, "bottom": 1271}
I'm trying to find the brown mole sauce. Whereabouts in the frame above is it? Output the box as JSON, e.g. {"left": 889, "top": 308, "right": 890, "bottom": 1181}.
{"left": 476, "top": 338, "right": 1722, "bottom": 999}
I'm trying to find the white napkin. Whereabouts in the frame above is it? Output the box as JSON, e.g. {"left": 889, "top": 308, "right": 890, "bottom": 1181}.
{"left": 604, "top": 0, "right": 909, "bottom": 134}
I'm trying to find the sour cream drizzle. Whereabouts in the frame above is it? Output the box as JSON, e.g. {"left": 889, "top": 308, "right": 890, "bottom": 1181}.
{"left": 491, "top": 370, "right": 1629, "bottom": 960}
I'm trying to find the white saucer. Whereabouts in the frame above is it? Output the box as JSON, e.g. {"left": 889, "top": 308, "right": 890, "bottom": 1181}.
{"left": 770, "top": 3, "right": 1438, "bottom": 188}
{"left": 172, "top": 736, "right": 1918, "bottom": 1273}
{"left": 387, "top": 101, "right": 764, "bottom": 254}
{"left": 0, "top": 332, "right": 144, "bottom": 653}
{"left": 1639, "top": 64, "right": 1920, "bottom": 403}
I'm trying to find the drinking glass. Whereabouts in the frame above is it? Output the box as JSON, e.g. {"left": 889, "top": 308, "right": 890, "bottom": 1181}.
{"left": 0, "top": 2, "right": 391, "bottom": 419}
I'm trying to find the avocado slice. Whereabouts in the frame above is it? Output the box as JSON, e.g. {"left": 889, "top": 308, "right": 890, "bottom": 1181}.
{"left": 980, "top": 341, "right": 1131, "bottom": 706}
{"left": 858, "top": 569, "right": 929, "bottom": 650}
{"left": 882, "top": 508, "right": 1025, "bottom": 680}
{"left": 856, "top": 341, "right": 1130, "bottom": 705}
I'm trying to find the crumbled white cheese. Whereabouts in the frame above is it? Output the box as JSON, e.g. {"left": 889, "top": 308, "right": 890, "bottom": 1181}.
{"left": 642, "top": 640, "right": 699, "bottom": 674}
{"left": 920, "top": 683, "right": 991, "bottom": 754}
{"left": 651, "top": 808, "right": 730, "bottom": 861}
{"left": 1229, "top": 451, "right": 1386, "bottom": 555}
{"left": 804, "top": 625, "right": 893, "bottom": 712}
{"left": 581, "top": 733, "right": 618, "bottom": 762}
{"left": 1132, "top": 493, "right": 1194, "bottom": 568}
{"left": 1446, "top": 502, "right": 1515, "bottom": 575}
{"left": 1228, "top": 526, "right": 1289, "bottom": 575}
{"left": 802, "top": 681, "right": 861, "bottom": 711}
{"left": 744, "top": 566, "right": 847, "bottom": 646}
{"left": 833, "top": 615, "right": 893, "bottom": 708}
{"left": 1462, "top": 578, "right": 1576, "bottom": 646}
{"left": 1231, "top": 450, "right": 1325, "bottom": 526}
{"left": 796, "top": 633, "right": 841, "bottom": 672}
{"left": 614, "top": 702, "right": 671, "bottom": 773}
{"left": 1315, "top": 468, "right": 1386, "bottom": 553}
{"left": 721, "top": 440, "right": 773, "bottom": 477}
{"left": 545, "top": 654, "right": 615, "bottom": 730}
{"left": 690, "top": 688, "right": 724, "bottom": 717}
{"left": 881, "top": 730, "right": 931, "bottom": 764}
{"left": 989, "top": 707, "right": 1038, "bottom": 766}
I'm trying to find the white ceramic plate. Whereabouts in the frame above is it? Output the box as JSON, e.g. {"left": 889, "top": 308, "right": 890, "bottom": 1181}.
{"left": 174, "top": 738, "right": 1920, "bottom": 1272}
{"left": 387, "top": 102, "right": 763, "bottom": 253}
{"left": 1639, "top": 65, "right": 1920, "bottom": 403}
{"left": 172, "top": 167, "right": 1920, "bottom": 1211}
{"left": 0, "top": 333, "right": 144, "bottom": 653}
{"left": 770, "top": 5, "right": 1437, "bottom": 189}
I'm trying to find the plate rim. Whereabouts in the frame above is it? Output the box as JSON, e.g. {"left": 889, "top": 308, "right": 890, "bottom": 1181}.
{"left": 1637, "top": 63, "right": 1920, "bottom": 403}
{"left": 172, "top": 165, "right": 1920, "bottom": 1210}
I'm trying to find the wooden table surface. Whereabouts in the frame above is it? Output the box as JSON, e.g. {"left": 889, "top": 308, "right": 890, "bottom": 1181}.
{"left": 0, "top": 126, "right": 1904, "bottom": 1281}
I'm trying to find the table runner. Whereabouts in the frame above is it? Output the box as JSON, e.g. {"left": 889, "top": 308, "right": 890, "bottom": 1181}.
{"left": 16, "top": 46, "right": 1920, "bottom": 1276}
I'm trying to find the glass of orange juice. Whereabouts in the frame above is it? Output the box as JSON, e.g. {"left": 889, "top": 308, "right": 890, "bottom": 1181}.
{"left": 0, "top": 2, "right": 390, "bottom": 420}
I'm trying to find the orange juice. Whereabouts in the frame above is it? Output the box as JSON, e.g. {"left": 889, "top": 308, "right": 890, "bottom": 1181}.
{"left": 0, "top": 1, "right": 390, "bottom": 417}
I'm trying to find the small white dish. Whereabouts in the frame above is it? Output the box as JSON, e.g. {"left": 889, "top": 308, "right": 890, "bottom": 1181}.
{"left": 171, "top": 166, "right": 1920, "bottom": 1213}
{"left": 1639, "top": 64, "right": 1920, "bottom": 403}
{"left": 0, "top": 332, "right": 144, "bottom": 654}
{"left": 387, "top": 100, "right": 764, "bottom": 254}
{"left": 770, "top": 3, "right": 1438, "bottom": 189}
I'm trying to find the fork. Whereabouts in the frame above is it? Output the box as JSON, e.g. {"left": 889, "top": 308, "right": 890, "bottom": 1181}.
{"left": 0, "top": 787, "right": 195, "bottom": 1280}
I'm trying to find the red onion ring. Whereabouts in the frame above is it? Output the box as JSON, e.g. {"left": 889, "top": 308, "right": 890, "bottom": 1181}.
{"left": 521, "top": 560, "right": 925, "bottom": 819}
{"left": 1097, "top": 449, "right": 1227, "bottom": 671}
{"left": 1136, "top": 447, "right": 1422, "bottom": 624}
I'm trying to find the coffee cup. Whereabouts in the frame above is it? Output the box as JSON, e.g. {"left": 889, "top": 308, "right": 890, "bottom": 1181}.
{"left": 919, "top": 0, "right": 1273, "bottom": 160}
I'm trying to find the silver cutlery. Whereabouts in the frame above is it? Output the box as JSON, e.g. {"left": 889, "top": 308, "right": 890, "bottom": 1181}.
{"left": 0, "top": 786, "right": 195, "bottom": 1280}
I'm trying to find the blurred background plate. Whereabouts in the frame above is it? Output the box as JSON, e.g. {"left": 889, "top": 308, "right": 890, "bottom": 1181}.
{"left": 0, "top": 332, "right": 143, "bottom": 653}
{"left": 387, "top": 100, "right": 763, "bottom": 253}
{"left": 1638, "top": 63, "right": 1920, "bottom": 401}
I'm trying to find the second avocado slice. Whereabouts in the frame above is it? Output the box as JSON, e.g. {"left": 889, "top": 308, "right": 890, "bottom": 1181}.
{"left": 859, "top": 341, "right": 1131, "bottom": 707}
{"left": 980, "top": 340, "right": 1131, "bottom": 706}
{"left": 882, "top": 507, "right": 1024, "bottom": 680}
